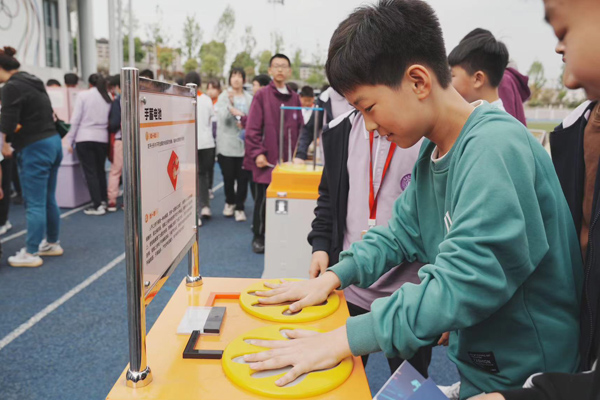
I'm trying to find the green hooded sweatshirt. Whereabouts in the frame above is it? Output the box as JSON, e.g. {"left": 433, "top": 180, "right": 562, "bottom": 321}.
{"left": 330, "top": 102, "right": 582, "bottom": 399}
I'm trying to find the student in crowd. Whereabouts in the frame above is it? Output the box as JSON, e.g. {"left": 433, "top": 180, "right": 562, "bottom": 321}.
{"left": 184, "top": 71, "right": 215, "bottom": 225}
{"left": 0, "top": 47, "right": 64, "bottom": 267}
{"left": 106, "top": 75, "right": 122, "bottom": 212}
{"left": 294, "top": 86, "right": 355, "bottom": 163}
{"left": 64, "top": 74, "right": 112, "bottom": 216}
{"left": 251, "top": 74, "right": 271, "bottom": 95}
{"left": 307, "top": 108, "right": 429, "bottom": 376}
{"left": 499, "top": 64, "right": 531, "bottom": 126}
{"left": 64, "top": 73, "right": 79, "bottom": 88}
{"left": 216, "top": 68, "right": 253, "bottom": 222}
{"left": 479, "top": 0, "right": 600, "bottom": 399}
{"left": 46, "top": 79, "right": 61, "bottom": 88}
{"left": 448, "top": 28, "right": 509, "bottom": 111}
{"left": 0, "top": 88, "right": 8, "bottom": 237}
{"left": 245, "top": 53, "right": 303, "bottom": 253}
{"left": 140, "top": 69, "right": 154, "bottom": 80}
{"left": 299, "top": 86, "right": 315, "bottom": 124}
{"left": 175, "top": 77, "right": 184, "bottom": 86}
{"left": 244, "top": 2, "right": 582, "bottom": 399}
{"left": 206, "top": 79, "right": 222, "bottom": 196}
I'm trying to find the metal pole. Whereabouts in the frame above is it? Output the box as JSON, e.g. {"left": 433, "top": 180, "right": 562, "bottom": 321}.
{"left": 117, "top": 0, "right": 123, "bottom": 70}
{"left": 128, "top": 0, "right": 134, "bottom": 67}
{"left": 108, "top": 0, "right": 119, "bottom": 75}
{"left": 279, "top": 107, "right": 284, "bottom": 165}
{"left": 122, "top": 68, "right": 152, "bottom": 388}
{"left": 312, "top": 109, "right": 319, "bottom": 171}
{"left": 185, "top": 83, "right": 202, "bottom": 287}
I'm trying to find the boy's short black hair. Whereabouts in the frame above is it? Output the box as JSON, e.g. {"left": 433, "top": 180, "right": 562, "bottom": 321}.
{"left": 184, "top": 71, "right": 201, "bottom": 87}
{"left": 300, "top": 86, "right": 314, "bottom": 98}
{"left": 64, "top": 73, "right": 79, "bottom": 86}
{"left": 175, "top": 77, "right": 184, "bottom": 86}
{"left": 288, "top": 82, "right": 299, "bottom": 93}
{"left": 229, "top": 67, "right": 246, "bottom": 85}
{"left": 46, "top": 79, "right": 61, "bottom": 87}
{"left": 326, "top": 0, "right": 451, "bottom": 96}
{"left": 269, "top": 53, "right": 291, "bottom": 67}
{"left": 448, "top": 28, "right": 509, "bottom": 87}
{"left": 140, "top": 69, "right": 154, "bottom": 79}
{"left": 252, "top": 74, "right": 271, "bottom": 87}
{"left": 207, "top": 79, "right": 221, "bottom": 90}
{"left": 108, "top": 74, "right": 120, "bottom": 88}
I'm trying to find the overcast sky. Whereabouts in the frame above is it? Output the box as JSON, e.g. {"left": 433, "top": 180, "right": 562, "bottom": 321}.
{"left": 93, "top": 0, "right": 562, "bottom": 85}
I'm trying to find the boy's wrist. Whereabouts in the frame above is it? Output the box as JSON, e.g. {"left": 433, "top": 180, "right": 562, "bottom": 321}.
{"left": 321, "top": 270, "right": 341, "bottom": 291}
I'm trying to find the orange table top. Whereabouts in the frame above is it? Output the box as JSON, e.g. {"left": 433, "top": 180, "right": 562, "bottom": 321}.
{"left": 106, "top": 277, "right": 372, "bottom": 400}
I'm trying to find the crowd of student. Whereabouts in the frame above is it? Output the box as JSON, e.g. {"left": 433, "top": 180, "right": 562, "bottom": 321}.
{"left": 1, "top": 0, "right": 599, "bottom": 398}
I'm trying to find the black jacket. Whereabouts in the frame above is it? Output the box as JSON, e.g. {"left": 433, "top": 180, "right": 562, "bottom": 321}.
{"left": 307, "top": 110, "right": 355, "bottom": 265}
{"left": 0, "top": 72, "right": 57, "bottom": 150}
{"left": 550, "top": 101, "right": 600, "bottom": 371}
{"left": 295, "top": 92, "right": 334, "bottom": 160}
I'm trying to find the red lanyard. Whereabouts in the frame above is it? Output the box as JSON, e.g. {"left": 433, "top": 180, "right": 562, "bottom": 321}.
{"left": 369, "top": 131, "right": 396, "bottom": 228}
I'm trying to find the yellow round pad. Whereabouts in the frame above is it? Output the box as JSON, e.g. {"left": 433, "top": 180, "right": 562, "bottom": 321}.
{"left": 239, "top": 279, "right": 340, "bottom": 323}
{"left": 222, "top": 325, "right": 353, "bottom": 398}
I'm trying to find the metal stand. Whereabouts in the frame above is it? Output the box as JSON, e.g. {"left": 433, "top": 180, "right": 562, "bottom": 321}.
{"left": 122, "top": 67, "right": 153, "bottom": 388}
{"left": 185, "top": 83, "right": 203, "bottom": 288}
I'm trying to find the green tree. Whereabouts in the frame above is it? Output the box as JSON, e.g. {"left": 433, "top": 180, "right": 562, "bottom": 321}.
{"left": 271, "top": 31, "right": 284, "bottom": 53}
{"left": 528, "top": 61, "right": 546, "bottom": 103}
{"left": 257, "top": 50, "right": 272, "bottom": 74}
{"left": 291, "top": 49, "right": 302, "bottom": 80}
{"left": 158, "top": 46, "right": 174, "bottom": 74}
{"left": 182, "top": 15, "right": 203, "bottom": 61}
{"left": 123, "top": 35, "right": 146, "bottom": 63}
{"left": 307, "top": 71, "right": 326, "bottom": 88}
{"left": 231, "top": 51, "right": 256, "bottom": 79}
{"left": 215, "top": 5, "right": 236, "bottom": 44}
{"left": 184, "top": 58, "right": 199, "bottom": 73}
{"left": 146, "top": 6, "right": 168, "bottom": 47}
{"left": 241, "top": 26, "right": 257, "bottom": 55}
{"left": 200, "top": 41, "right": 227, "bottom": 78}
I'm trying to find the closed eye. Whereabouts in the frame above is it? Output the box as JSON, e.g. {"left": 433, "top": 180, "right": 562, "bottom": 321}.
{"left": 365, "top": 105, "right": 375, "bottom": 113}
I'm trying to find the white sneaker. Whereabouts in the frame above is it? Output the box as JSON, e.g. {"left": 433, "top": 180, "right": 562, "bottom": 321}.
{"left": 438, "top": 382, "right": 461, "bottom": 400}
{"left": 235, "top": 210, "right": 247, "bottom": 222}
{"left": 223, "top": 203, "right": 235, "bottom": 217}
{"left": 201, "top": 206, "right": 212, "bottom": 218}
{"left": 84, "top": 205, "right": 106, "bottom": 216}
{"left": 38, "top": 239, "right": 64, "bottom": 256}
{"left": 197, "top": 218, "right": 203, "bottom": 227}
{"left": 0, "top": 220, "right": 12, "bottom": 235}
{"left": 8, "top": 248, "right": 43, "bottom": 268}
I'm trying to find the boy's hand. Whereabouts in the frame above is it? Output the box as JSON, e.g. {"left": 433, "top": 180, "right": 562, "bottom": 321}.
{"left": 255, "top": 271, "right": 341, "bottom": 313}
{"left": 256, "top": 154, "right": 269, "bottom": 168}
{"left": 2, "top": 142, "right": 13, "bottom": 158}
{"left": 309, "top": 251, "right": 329, "bottom": 279}
{"left": 438, "top": 332, "right": 450, "bottom": 346}
{"left": 473, "top": 395, "right": 505, "bottom": 400}
{"left": 244, "top": 326, "right": 352, "bottom": 386}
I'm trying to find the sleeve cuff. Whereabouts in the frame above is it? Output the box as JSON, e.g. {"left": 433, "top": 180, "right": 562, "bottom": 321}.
{"left": 346, "top": 313, "right": 381, "bottom": 356}
{"left": 328, "top": 257, "right": 359, "bottom": 289}
{"left": 310, "top": 237, "right": 331, "bottom": 253}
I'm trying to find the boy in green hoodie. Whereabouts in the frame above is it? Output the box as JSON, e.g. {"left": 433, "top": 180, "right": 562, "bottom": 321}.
{"left": 243, "top": 1, "right": 583, "bottom": 398}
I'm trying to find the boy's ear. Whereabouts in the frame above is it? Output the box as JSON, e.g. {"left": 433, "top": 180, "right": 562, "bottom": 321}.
{"left": 406, "top": 65, "right": 432, "bottom": 100}
{"left": 473, "top": 71, "right": 486, "bottom": 89}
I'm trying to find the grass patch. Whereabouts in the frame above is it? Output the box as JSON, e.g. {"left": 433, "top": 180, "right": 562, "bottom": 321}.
{"left": 527, "top": 121, "right": 558, "bottom": 132}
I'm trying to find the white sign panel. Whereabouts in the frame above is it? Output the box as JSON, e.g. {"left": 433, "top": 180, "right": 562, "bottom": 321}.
{"left": 139, "top": 92, "right": 196, "bottom": 285}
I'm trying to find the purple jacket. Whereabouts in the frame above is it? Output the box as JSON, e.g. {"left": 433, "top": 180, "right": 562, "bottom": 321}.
{"left": 499, "top": 67, "right": 531, "bottom": 126}
{"left": 244, "top": 82, "right": 303, "bottom": 184}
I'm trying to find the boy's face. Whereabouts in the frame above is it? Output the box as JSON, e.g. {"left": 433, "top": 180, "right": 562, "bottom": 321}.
{"left": 451, "top": 66, "right": 479, "bottom": 103}
{"left": 300, "top": 96, "right": 313, "bottom": 108}
{"left": 252, "top": 81, "right": 263, "bottom": 95}
{"left": 269, "top": 58, "right": 291, "bottom": 85}
{"left": 207, "top": 85, "right": 220, "bottom": 100}
{"left": 230, "top": 72, "right": 244, "bottom": 90}
{"left": 545, "top": 0, "right": 600, "bottom": 99}
{"left": 346, "top": 67, "right": 433, "bottom": 149}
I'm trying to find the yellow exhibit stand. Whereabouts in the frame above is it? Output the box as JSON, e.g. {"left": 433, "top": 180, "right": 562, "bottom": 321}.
{"left": 106, "top": 277, "right": 372, "bottom": 400}
{"left": 264, "top": 164, "right": 323, "bottom": 279}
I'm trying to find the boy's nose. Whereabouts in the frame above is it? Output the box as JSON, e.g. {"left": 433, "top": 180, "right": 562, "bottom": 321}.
{"left": 362, "top": 115, "right": 378, "bottom": 132}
